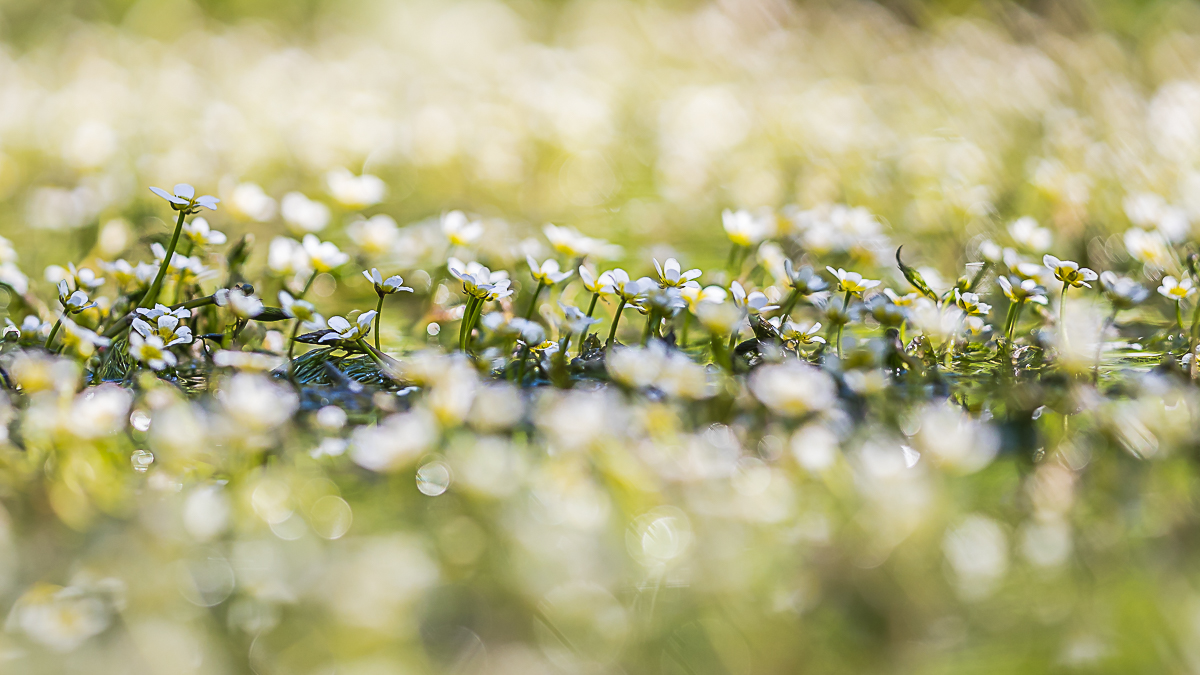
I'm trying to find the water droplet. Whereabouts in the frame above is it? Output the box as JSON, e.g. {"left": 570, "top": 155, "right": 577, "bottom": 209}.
{"left": 427, "top": 322, "right": 441, "bottom": 336}
{"left": 131, "top": 449, "right": 154, "bottom": 472}
{"left": 130, "top": 410, "right": 151, "bottom": 432}
{"left": 309, "top": 495, "right": 352, "bottom": 540}
{"left": 416, "top": 460, "right": 451, "bottom": 496}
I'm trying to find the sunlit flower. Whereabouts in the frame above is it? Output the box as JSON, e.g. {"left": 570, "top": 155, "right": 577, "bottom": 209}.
{"left": 783, "top": 260, "right": 829, "bottom": 295}
{"left": 1123, "top": 228, "right": 1172, "bottom": 268}
{"left": 579, "top": 266, "right": 611, "bottom": 294}
{"left": 56, "top": 281, "right": 96, "bottom": 314}
{"left": 8, "top": 584, "right": 110, "bottom": 652}
{"left": 325, "top": 168, "right": 385, "bottom": 208}
{"left": 954, "top": 289, "right": 991, "bottom": 317}
{"left": 826, "top": 267, "right": 880, "bottom": 296}
{"left": 1042, "top": 254, "right": 1097, "bottom": 288}
{"left": 557, "top": 302, "right": 601, "bottom": 334}
{"left": 1158, "top": 275, "right": 1195, "bottom": 300}
{"left": 442, "top": 211, "right": 484, "bottom": 247}
{"left": 526, "top": 256, "right": 573, "bottom": 284}
{"left": 347, "top": 214, "right": 399, "bottom": 257}
{"left": 544, "top": 223, "right": 619, "bottom": 259}
{"left": 600, "top": 269, "right": 654, "bottom": 302}
{"left": 321, "top": 310, "right": 378, "bottom": 342}
{"left": 149, "top": 183, "right": 219, "bottom": 211}
{"left": 883, "top": 288, "right": 919, "bottom": 306}
{"left": 996, "top": 276, "right": 1049, "bottom": 305}
{"left": 780, "top": 320, "right": 826, "bottom": 346}
{"left": 653, "top": 258, "right": 701, "bottom": 289}
{"left": 215, "top": 287, "right": 264, "bottom": 318}
{"left": 1008, "top": 216, "right": 1051, "bottom": 251}
{"left": 448, "top": 258, "right": 513, "bottom": 301}
{"left": 681, "top": 284, "right": 727, "bottom": 313}
{"left": 129, "top": 332, "right": 175, "bottom": 370}
{"left": 281, "top": 192, "right": 331, "bottom": 232}
{"left": 302, "top": 234, "right": 349, "bottom": 273}
{"left": 229, "top": 182, "right": 276, "bottom": 222}
{"left": 722, "top": 209, "right": 773, "bottom": 247}
{"left": 59, "top": 319, "right": 109, "bottom": 357}
{"left": 731, "top": 281, "right": 778, "bottom": 314}
{"left": 46, "top": 262, "right": 104, "bottom": 291}
{"left": 749, "top": 362, "right": 837, "bottom": 416}
{"left": 279, "top": 291, "right": 326, "bottom": 330}
{"left": 1099, "top": 271, "right": 1149, "bottom": 310}
{"left": 132, "top": 305, "right": 192, "bottom": 347}
{"left": 182, "top": 216, "right": 227, "bottom": 247}
{"left": 363, "top": 268, "right": 414, "bottom": 295}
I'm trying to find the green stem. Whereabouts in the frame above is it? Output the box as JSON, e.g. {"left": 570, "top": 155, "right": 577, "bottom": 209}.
{"left": 1008, "top": 301, "right": 1025, "bottom": 343}
{"left": 606, "top": 299, "right": 627, "bottom": 346}
{"left": 578, "top": 292, "right": 600, "bottom": 355}
{"left": 1060, "top": 286, "right": 1070, "bottom": 351}
{"left": 44, "top": 316, "right": 63, "bottom": 351}
{"left": 641, "top": 310, "right": 658, "bottom": 345}
{"left": 679, "top": 311, "right": 691, "bottom": 348}
{"left": 356, "top": 339, "right": 386, "bottom": 368}
{"left": 779, "top": 288, "right": 801, "bottom": 322}
{"left": 298, "top": 271, "right": 317, "bottom": 300}
{"left": 524, "top": 280, "right": 545, "bottom": 321}
{"left": 287, "top": 320, "right": 301, "bottom": 361}
{"left": 138, "top": 209, "right": 187, "bottom": 310}
{"left": 1177, "top": 299, "right": 1186, "bottom": 335}
{"left": 459, "top": 296, "right": 480, "bottom": 352}
{"left": 836, "top": 290, "right": 851, "bottom": 359}
{"left": 374, "top": 294, "right": 384, "bottom": 350}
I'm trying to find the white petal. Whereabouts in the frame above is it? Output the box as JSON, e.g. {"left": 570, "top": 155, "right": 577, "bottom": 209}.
{"left": 174, "top": 184, "right": 195, "bottom": 199}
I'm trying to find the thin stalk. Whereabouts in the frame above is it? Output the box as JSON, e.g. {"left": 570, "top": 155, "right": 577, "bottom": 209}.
{"left": 374, "top": 294, "right": 385, "bottom": 350}
{"left": 836, "top": 290, "right": 851, "bottom": 359}
{"left": 578, "top": 292, "right": 600, "bottom": 355}
{"left": 711, "top": 332, "right": 730, "bottom": 371}
{"left": 606, "top": 299, "right": 627, "bottom": 346}
{"left": 779, "top": 288, "right": 801, "bottom": 322}
{"left": 1177, "top": 299, "right": 1186, "bottom": 335}
{"left": 524, "top": 280, "right": 545, "bottom": 321}
{"left": 679, "top": 311, "right": 691, "bottom": 349}
{"left": 1060, "top": 286, "right": 1070, "bottom": 351}
{"left": 297, "top": 271, "right": 317, "bottom": 300}
{"left": 137, "top": 209, "right": 187, "bottom": 310}
{"left": 356, "top": 339, "right": 387, "bottom": 368}
{"left": 1008, "top": 302, "right": 1025, "bottom": 343}
{"left": 44, "top": 316, "right": 63, "bottom": 351}
{"left": 459, "top": 296, "right": 479, "bottom": 352}
{"left": 641, "top": 310, "right": 659, "bottom": 345}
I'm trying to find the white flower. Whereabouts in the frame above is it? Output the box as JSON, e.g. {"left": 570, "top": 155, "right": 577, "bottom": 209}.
{"left": 320, "top": 310, "right": 378, "bottom": 342}
{"left": 325, "top": 168, "right": 385, "bottom": 208}
{"left": 182, "top": 216, "right": 227, "bottom": 247}
{"left": 1123, "top": 228, "right": 1172, "bottom": 268}
{"left": 543, "top": 223, "right": 619, "bottom": 259}
{"left": 731, "top": 281, "right": 779, "bottom": 314}
{"left": 953, "top": 289, "right": 991, "bottom": 317}
{"left": 8, "top": 584, "right": 111, "bottom": 652}
{"left": 1042, "top": 254, "right": 1097, "bottom": 288}
{"left": 149, "top": 183, "right": 218, "bottom": 211}
{"left": 557, "top": 302, "right": 601, "bottom": 334}
{"left": 59, "top": 319, "right": 109, "bottom": 357}
{"left": 0, "top": 262, "right": 28, "bottom": 294}
{"left": 46, "top": 262, "right": 103, "bottom": 291}
{"left": 1158, "top": 275, "right": 1196, "bottom": 300}
{"left": 129, "top": 333, "right": 176, "bottom": 370}
{"left": 780, "top": 320, "right": 826, "bottom": 346}
{"left": 215, "top": 287, "right": 263, "bottom": 318}
{"left": 448, "top": 258, "right": 513, "bottom": 301}
{"left": 826, "top": 267, "right": 880, "bottom": 296}
{"left": 579, "top": 266, "right": 611, "bottom": 294}
{"left": 599, "top": 268, "right": 653, "bottom": 302}
{"left": 526, "top": 256, "right": 573, "bottom": 284}
{"left": 363, "top": 268, "right": 414, "bottom": 295}
{"left": 1008, "top": 216, "right": 1051, "bottom": 251}
{"left": 681, "top": 284, "right": 727, "bottom": 313}
{"left": 722, "top": 209, "right": 773, "bottom": 247}
{"left": 302, "top": 234, "right": 349, "bottom": 273}
{"left": 347, "top": 214, "right": 399, "bottom": 257}
{"left": 350, "top": 409, "right": 437, "bottom": 472}
{"left": 442, "top": 211, "right": 484, "bottom": 246}
{"left": 268, "top": 236, "right": 308, "bottom": 276}
{"left": 56, "top": 281, "right": 96, "bottom": 314}
{"left": 131, "top": 307, "right": 192, "bottom": 347}
{"left": 280, "top": 192, "right": 331, "bottom": 232}
{"left": 653, "top": 258, "right": 701, "bottom": 288}
{"left": 279, "top": 291, "right": 326, "bottom": 330}
{"left": 996, "top": 276, "right": 1048, "bottom": 305}
{"left": 229, "top": 182, "right": 277, "bottom": 222}
{"left": 749, "top": 362, "right": 837, "bottom": 416}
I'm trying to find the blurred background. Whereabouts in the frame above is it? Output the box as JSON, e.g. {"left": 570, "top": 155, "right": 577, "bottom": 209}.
{"left": 3, "top": 0, "right": 1200, "bottom": 279}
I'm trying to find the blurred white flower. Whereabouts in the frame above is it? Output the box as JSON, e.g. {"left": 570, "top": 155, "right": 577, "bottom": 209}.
{"left": 182, "top": 217, "right": 227, "bottom": 247}
{"left": 302, "top": 234, "right": 349, "bottom": 273}
{"left": 281, "top": 192, "right": 331, "bottom": 232}
{"left": 722, "top": 208, "right": 773, "bottom": 247}
{"left": 325, "top": 168, "right": 385, "bottom": 208}
{"left": 129, "top": 333, "right": 176, "bottom": 371}
{"left": 1008, "top": 216, "right": 1051, "bottom": 251}
{"left": 350, "top": 409, "right": 438, "bottom": 472}
{"left": 442, "top": 211, "right": 484, "bottom": 247}
{"left": 526, "top": 256, "right": 572, "bottom": 284}
{"left": 229, "top": 182, "right": 277, "bottom": 222}
{"left": 749, "top": 362, "right": 837, "bottom": 416}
